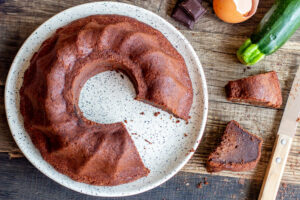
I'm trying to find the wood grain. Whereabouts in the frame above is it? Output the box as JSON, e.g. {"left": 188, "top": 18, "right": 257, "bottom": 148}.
{"left": 1, "top": 0, "right": 300, "bottom": 186}
{"left": 1, "top": 152, "right": 300, "bottom": 200}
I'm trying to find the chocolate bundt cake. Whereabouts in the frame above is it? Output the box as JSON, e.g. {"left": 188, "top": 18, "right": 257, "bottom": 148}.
{"left": 225, "top": 71, "right": 282, "bottom": 108}
{"left": 20, "top": 15, "right": 193, "bottom": 186}
{"left": 206, "top": 121, "right": 262, "bottom": 172}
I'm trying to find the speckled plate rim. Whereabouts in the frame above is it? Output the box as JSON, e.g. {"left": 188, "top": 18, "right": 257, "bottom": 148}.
{"left": 5, "top": 2, "right": 208, "bottom": 197}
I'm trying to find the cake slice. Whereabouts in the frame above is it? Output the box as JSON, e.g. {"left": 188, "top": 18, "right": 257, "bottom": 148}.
{"left": 206, "top": 120, "right": 262, "bottom": 172}
{"left": 225, "top": 71, "right": 282, "bottom": 108}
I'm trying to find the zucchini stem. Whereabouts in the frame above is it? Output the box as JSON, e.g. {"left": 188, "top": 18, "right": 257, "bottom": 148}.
{"left": 237, "top": 39, "right": 265, "bottom": 66}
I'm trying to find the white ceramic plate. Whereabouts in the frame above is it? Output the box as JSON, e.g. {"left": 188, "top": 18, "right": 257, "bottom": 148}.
{"left": 5, "top": 2, "right": 208, "bottom": 197}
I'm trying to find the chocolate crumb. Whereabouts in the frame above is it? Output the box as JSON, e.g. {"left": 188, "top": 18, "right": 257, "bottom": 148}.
{"left": 145, "top": 139, "right": 152, "bottom": 144}
{"left": 170, "top": 116, "right": 173, "bottom": 119}
{"left": 120, "top": 74, "right": 124, "bottom": 79}
{"left": 184, "top": 133, "right": 188, "bottom": 137}
{"left": 140, "top": 112, "right": 145, "bottom": 115}
{"left": 197, "top": 182, "right": 203, "bottom": 189}
{"left": 176, "top": 120, "right": 180, "bottom": 123}
{"left": 124, "top": 120, "right": 127, "bottom": 123}
{"left": 186, "top": 121, "right": 189, "bottom": 125}
{"left": 131, "top": 133, "right": 138, "bottom": 136}
{"left": 154, "top": 112, "right": 160, "bottom": 117}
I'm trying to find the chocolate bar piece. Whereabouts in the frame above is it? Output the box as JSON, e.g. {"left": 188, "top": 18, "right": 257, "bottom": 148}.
{"left": 171, "top": 6, "right": 195, "bottom": 29}
{"left": 180, "top": 0, "right": 206, "bottom": 21}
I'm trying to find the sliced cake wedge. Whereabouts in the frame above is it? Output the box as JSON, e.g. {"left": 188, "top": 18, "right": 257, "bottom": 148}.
{"left": 225, "top": 71, "right": 282, "bottom": 108}
{"left": 207, "top": 120, "right": 263, "bottom": 172}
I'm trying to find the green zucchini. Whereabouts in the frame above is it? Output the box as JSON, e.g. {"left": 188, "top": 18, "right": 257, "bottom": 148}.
{"left": 237, "top": 0, "right": 300, "bottom": 65}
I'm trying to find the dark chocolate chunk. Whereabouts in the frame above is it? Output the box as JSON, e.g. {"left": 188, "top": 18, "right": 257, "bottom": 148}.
{"left": 180, "top": 0, "right": 206, "bottom": 21}
{"left": 171, "top": 6, "right": 195, "bottom": 29}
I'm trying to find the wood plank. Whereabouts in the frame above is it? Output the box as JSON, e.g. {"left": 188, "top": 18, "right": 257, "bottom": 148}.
{"left": 0, "top": 86, "right": 19, "bottom": 152}
{"left": 1, "top": 0, "right": 300, "bottom": 187}
{"left": 1, "top": 152, "right": 299, "bottom": 200}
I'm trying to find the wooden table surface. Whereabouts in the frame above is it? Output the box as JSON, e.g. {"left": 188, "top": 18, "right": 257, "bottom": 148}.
{"left": 1, "top": 0, "right": 300, "bottom": 199}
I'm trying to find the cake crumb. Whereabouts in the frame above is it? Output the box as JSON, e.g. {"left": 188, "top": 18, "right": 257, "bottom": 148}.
{"left": 144, "top": 139, "right": 152, "bottom": 144}
{"left": 124, "top": 120, "right": 127, "bottom": 123}
{"left": 282, "top": 182, "right": 288, "bottom": 188}
{"left": 184, "top": 133, "right": 188, "bottom": 137}
{"left": 238, "top": 178, "right": 245, "bottom": 185}
{"left": 140, "top": 112, "right": 145, "bottom": 115}
{"left": 188, "top": 116, "right": 191, "bottom": 119}
{"left": 131, "top": 133, "right": 138, "bottom": 136}
{"left": 185, "top": 182, "right": 190, "bottom": 186}
{"left": 197, "top": 182, "right": 203, "bottom": 189}
{"left": 296, "top": 117, "right": 300, "bottom": 122}
{"left": 176, "top": 120, "right": 180, "bottom": 123}
{"left": 154, "top": 112, "right": 160, "bottom": 117}
{"left": 170, "top": 116, "right": 172, "bottom": 119}
{"left": 186, "top": 121, "right": 189, "bottom": 125}
{"left": 204, "top": 177, "right": 208, "bottom": 185}
{"left": 278, "top": 182, "right": 288, "bottom": 200}
{"left": 189, "top": 148, "right": 195, "bottom": 152}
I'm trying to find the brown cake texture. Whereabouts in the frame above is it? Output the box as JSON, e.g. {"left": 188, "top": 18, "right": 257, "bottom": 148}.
{"left": 225, "top": 71, "right": 282, "bottom": 108}
{"left": 206, "top": 120, "right": 262, "bottom": 172}
{"left": 20, "top": 15, "right": 193, "bottom": 186}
